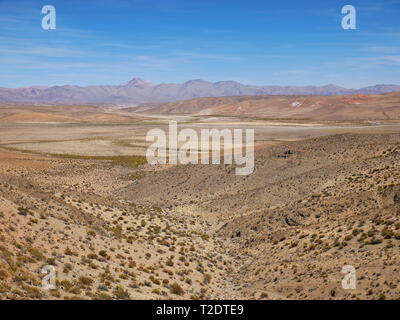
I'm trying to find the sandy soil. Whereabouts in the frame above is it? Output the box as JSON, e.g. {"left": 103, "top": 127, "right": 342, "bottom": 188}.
{"left": 0, "top": 103, "right": 399, "bottom": 300}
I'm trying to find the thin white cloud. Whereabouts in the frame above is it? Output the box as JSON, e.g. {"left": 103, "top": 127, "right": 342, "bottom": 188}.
{"left": 357, "top": 46, "right": 400, "bottom": 54}
{"left": 358, "top": 55, "right": 400, "bottom": 66}
{"left": 0, "top": 47, "right": 90, "bottom": 57}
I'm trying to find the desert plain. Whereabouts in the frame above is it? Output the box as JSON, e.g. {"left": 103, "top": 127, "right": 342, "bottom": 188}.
{"left": 0, "top": 93, "right": 399, "bottom": 300}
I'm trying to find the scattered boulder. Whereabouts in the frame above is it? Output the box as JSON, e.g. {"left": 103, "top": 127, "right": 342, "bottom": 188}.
{"left": 284, "top": 216, "right": 299, "bottom": 226}
{"left": 394, "top": 192, "right": 400, "bottom": 204}
{"left": 276, "top": 150, "right": 296, "bottom": 159}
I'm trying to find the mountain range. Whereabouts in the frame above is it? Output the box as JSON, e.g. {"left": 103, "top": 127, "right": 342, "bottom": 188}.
{"left": 1, "top": 78, "right": 400, "bottom": 105}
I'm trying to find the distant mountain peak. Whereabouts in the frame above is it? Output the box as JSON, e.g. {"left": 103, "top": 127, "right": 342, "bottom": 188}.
{"left": 215, "top": 80, "right": 242, "bottom": 85}
{"left": 122, "top": 77, "right": 155, "bottom": 88}
{"left": 184, "top": 79, "right": 210, "bottom": 85}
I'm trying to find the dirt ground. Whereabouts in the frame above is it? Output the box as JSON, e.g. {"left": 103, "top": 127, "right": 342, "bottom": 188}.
{"left": 0, "top": 109, "right": 399, "bottom": 300}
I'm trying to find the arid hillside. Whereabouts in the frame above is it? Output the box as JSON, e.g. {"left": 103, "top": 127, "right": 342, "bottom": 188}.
{"left": 2, "top": 92, "right": 400, "bottom": 124}
{"left": 0, "top": 128, "right": 399, "bottom": 300}
{"left": 137, "top": 92, "right": 400, "bottom": 121}
{"left": 122, "top": 133, "right": 400, "bottom": 299}
{"left": 0, "top": 150, "right": 240, "bottom": 300}
{"left": 0, "top": 104, "right": 141, "bottom": 123}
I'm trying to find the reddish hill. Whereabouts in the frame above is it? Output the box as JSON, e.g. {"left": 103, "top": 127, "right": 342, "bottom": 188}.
{"left": 138, "top": 92, "right": 400, "bottom": 121}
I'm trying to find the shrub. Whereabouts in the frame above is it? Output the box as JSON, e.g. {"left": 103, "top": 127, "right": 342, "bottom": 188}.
{"left": 98, "top": 250, "right": 108, "bottom": 258}
{"left": 79, "top": 276, "right": 94, "bottom": 286}
{"left": 87, "top": 230, "right": 96, "bottom": 237}
{"left": 169, "top": 282, "right": 184, "bottom": 296}
{"left": 0, "top": 269, "right": 8, "bottom": 280}
{"left": 113, "top": 286, "right": 130, "bottom": 299}
{"left": 17, "top": 207, "right": 29, "bottom": 216}
{"left": 64, "top": 247, "right": 74, "bottom": 255}
{"left": 381, "top": 227, "right": 394, "bottom": 239}
{"left": 203, "top": 274, "right": 212, "bottom": 284}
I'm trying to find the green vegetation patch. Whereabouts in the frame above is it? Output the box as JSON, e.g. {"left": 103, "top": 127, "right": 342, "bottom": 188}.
{"left": 51, "top": 154, "right": 147, "bottom": 167}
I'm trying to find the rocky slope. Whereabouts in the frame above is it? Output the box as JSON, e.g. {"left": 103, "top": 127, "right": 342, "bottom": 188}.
{"left": 121, "top": 133, "right": 400, "bottom": 299}
{"left": 0, "top": 132, "right": 399, "bottom": 300}
{"left": 137, "top": 92, "right": 400, "bottom": 121}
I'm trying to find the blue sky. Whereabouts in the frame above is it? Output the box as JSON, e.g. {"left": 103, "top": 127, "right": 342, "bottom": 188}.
{"left": 0, "top": 0, "right": 399, "bottom": 88}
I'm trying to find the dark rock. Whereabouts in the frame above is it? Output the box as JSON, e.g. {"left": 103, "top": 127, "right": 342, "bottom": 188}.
{"left": 394, "top": 192, "right": 400, "bottom": 204}
{"left": 284, "top": 216, "right": 299, "bottom": 226}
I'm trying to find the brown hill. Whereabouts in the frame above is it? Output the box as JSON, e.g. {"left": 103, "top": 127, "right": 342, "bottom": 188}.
{"left": 0, "top": 150, "right": 239, "bottom": 300}
{"left": 139, "top": 92, "right": 400, "bottom": 121}
{"left": 0, "top": 104, "right": 140, "bottom": 123}
{"left": 121, "top": 133, "right": 400, "bottom": 299}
